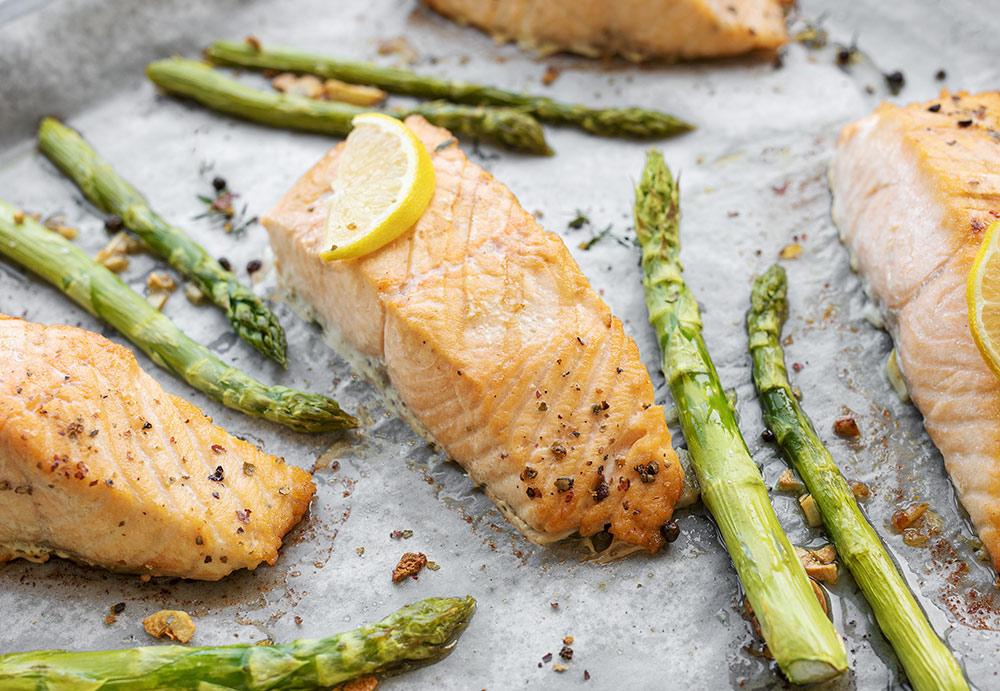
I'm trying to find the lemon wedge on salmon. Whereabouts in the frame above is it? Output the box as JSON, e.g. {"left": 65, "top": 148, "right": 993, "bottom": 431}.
{"left": 321, "top": 113, "right": 435, "bottom": 261}
{"left": 967, "top": 221, "right": 1000, "bottom": 378}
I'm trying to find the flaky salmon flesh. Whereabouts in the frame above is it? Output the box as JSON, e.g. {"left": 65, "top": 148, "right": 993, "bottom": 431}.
{"left": 0, "top": 316, "right": 314, "bottom": 580}
{"left": 830, "top": 91, "right": 1000, "bottom": 568}
{"left": 422, "top": 0, "right": 791, "bottom": 61}
{"left": 265, "top": 116, "right": 683, "bottom": 553}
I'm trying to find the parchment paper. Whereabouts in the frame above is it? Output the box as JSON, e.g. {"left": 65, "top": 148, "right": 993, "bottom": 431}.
{"left": 1, "top": 0, "right": 998, "bottom": 688}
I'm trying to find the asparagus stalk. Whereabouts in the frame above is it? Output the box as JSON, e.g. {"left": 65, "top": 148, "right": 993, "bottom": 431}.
{"left": 146, "top": 58, "right": 550, "bottom": 155}
{"left": 748, "top": 265, "right": 968, "bottom": 691}
{"left": 634, "top": 151, "right": 846, "bottom": 684}
{"left": 0, "top": 199, "right": 355, "bottom": 434}
{"left": 37, "top": 117, "right": 289, "bottom": 367}
{"left": 205, "top": 40, "right": 694, "bottom": 139}
{"left": 0, "top": 596, "right": 475, "bottom": 689}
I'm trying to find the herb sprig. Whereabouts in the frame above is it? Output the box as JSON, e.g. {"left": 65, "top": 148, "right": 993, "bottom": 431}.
{"left": 194, "top": 169, "right": 257, "bottom": 236}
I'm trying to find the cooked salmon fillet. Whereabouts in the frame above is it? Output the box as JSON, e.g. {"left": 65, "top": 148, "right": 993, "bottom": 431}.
{"left": 830, "top": 91, "right": 1000, "bottom": 567}
{"left": 264, "top": 116, "right": 682, "bottom": 552}
{"left": 0, "top": 316, "right": 315, "bottom": 580}
{"left": 422, "top": 0, "right": 790, "bottom": 61}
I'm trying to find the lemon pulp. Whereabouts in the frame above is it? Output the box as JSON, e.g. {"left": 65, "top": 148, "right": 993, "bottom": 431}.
{"left": 321, "top": 113, "right": 435, "bottom": 261}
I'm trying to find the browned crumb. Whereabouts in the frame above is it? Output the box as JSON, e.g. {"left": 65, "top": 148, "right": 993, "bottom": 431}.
{"left": 849, "top": 480, "right": 871, "bottom": 500}
{"left": 833, "top": 415, "right": 861, "bottom": 438}
{"left": 103, "top": 601, "right": 126, "bottom": 626}
{"left": 245, "top": 35, "right": 262, "bottom": 52}
{"left": 392, "top": 551, "right": 428, "bottom": 583}
{"left": 541, "top": 65, "right": 561, "bottom": 86}
{"left": 334, "top": 676, "right": 378, "bottom": 691}
{"left": 43, "top": 216, "right": 78, "bottom": 240}
{"left": 892, "top": 502, "right": 929, "bottom": 532}
{"left": 143, "top": 610, "right": 196, "bottom": 643}
{"left": 377, "top": 36, "right": 418, "bottom": 64}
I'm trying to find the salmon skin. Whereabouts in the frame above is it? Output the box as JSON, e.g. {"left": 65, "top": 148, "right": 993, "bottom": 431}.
{"left": 422, "top": 0, "right": 790, "bottom": 61}
{"left": 0, "top": 316, "right": 314, "bottom": 580}
{"left": 265, "top": 116, "right": 683, "bottom": 553}
{"left": 830, "top": 91, "right": 1000, "bottom": 568}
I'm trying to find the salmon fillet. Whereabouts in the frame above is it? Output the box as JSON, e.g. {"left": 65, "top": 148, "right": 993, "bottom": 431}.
{"left": 264, "top": 116, "right": 682, "bottom": 553}
{"left": 830, "top": 91, "right": 1000, "bottom": 567}
{"left": 422, "top": 0, "right": 790, "bottom": 61}
{"left": 0, "top": 316, "right": 315, "bottom": 580}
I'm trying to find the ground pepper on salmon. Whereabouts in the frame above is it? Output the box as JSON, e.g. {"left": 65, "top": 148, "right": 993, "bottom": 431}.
{"left": 264, "top": 116, "right": 683, "bottom": 553}
{"left": 0, "top": 316, "right": 315, "bottom": 580}
{"left": 830, "top": 90, "right": 1000, "bottom": 569}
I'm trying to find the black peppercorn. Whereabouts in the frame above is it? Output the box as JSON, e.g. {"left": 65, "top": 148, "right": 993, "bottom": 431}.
{"left": 212, "top": 176, "right": 227, "bottom": 191}
{"left": 247, "top": 259, "right": 262, "bottom": 274}
{"left": 660, "top": 520, "right": 681, "bottom": 543}
{"left": 884, "top": 70, "right": 905, "bottom": 95}
{"left": 218, "top": 257, "right": 232, "bottom": 271}
{"left": 104, "top": 215, "right": 124, "bottom": 232}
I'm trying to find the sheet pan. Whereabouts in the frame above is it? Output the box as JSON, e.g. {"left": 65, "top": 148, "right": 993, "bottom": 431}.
{"left": 1, "top": 0, "right": 998, "bottom": 687}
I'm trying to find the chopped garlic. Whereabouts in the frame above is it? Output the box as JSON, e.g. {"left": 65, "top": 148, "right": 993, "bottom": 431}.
{"left": 323, "top": 79, "right": 387, "bottom": 106}
{"left": 146, "top": 271, "right": 176, "bottom": 293}
{"left": 798, "top": 493, "right": 823, "bottom": 527}
{"left": 776, "top": 468, "right": 804, "bottom": 493}
{"left": 143, "top": 610, "right": 195, "bottom": 643}
{"left": 183, "top": 282, "right": 207, "bottom": 305}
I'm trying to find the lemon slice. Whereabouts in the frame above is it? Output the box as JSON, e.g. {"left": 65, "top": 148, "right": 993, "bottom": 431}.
{"left": 321, "top": 113, "right": 435, "bottom": 261}
{"left": 967, "top": 220, "right": 1000, "bottom": 377}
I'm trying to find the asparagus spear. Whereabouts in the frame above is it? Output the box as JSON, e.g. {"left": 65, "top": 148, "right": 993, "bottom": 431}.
{"left": 37, "top": 117, "right": 289, "bottom": 367}
{"left": 634, "top": 151, "right": 846, "bottom": 684}
{"left": 0, "top": 199, "right": 355, "bottom": 434}
{"left": 205, "top": 39, "right": 694, "bottom": 139}
{"left": 146, "top": 58, "right": 550, "bottom": 155}
{"left": 748, "top": 265, "right": 968, "bottom": 691}
{"left": 0, "top": 596, "right": 475, "bottom": 689}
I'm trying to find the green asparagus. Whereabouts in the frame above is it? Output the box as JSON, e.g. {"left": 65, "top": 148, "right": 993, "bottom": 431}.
{"left": 748, "top": 265, "right": 968, "bottom": 691}
{"left": 634, "top": 151, "right": 846, "bottom": 684}
{"left": 146, "top": 58, "right": 551, "bottom": 155}
{"left": 205, "top": 40, "right": 694, "bottom": 139}
{"left": 0, "top": 596, "right": 475, "bottom": 689}
{"left": 0, "top": 199, "right": 355, "bottom": 434}
{"left": 37, "top": 117, "right": 288, "bottom": 367}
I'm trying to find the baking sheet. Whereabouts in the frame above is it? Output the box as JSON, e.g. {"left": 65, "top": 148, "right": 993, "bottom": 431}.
{"left": 1, "top": 0, "right": 999, "bottom": 688}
